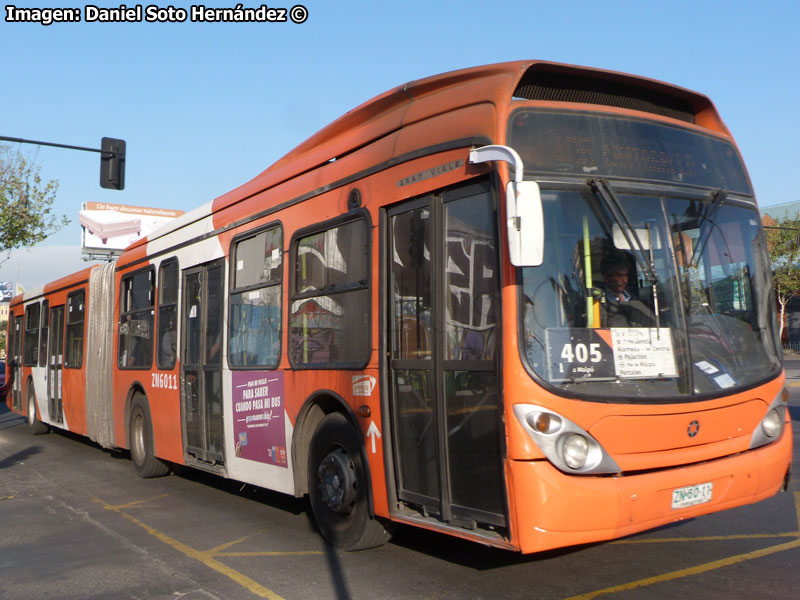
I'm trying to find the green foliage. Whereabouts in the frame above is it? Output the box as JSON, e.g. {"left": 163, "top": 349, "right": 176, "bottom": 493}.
{"left": 766, "top": 214, "right": 800, "bottom": 289}
{"left": 765, "top": 213, "right": 800, "bottom": 339}
{"left": 0, "top": 145, "right": 69, "bottom": 257}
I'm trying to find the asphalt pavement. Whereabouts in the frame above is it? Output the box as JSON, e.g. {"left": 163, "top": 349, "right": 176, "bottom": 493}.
{"left": 2, "top": 359, "right": 800, "bottom": 599}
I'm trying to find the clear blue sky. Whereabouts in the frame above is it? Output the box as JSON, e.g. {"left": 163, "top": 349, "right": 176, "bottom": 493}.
{"left": 2, "top": 0, "right": 798, "bottom": 289}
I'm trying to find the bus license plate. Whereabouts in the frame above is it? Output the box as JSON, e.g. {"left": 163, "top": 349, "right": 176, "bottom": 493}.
{"left": 671, "top": 482, "right": 713, "bottom": 509}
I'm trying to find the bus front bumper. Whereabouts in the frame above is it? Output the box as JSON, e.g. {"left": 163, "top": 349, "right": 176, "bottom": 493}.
{"left": 508, "top": 421, "right": 793, "bottom": 554}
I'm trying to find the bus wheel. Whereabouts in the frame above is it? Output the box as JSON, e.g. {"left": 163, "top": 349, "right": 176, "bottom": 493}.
{"left": 129, "top": 396, "right": 169, "bottom": 478}
{"left": 307, "top": 413, "right": 393, "bottom": 551}
{"left": 27, "top": 387, "right": 48, "bottom": 435}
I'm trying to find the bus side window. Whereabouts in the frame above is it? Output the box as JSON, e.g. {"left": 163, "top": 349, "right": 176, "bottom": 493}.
{"left": 229, "top": 226, "right": 283, "bottom": 369}
{"left": 23, "top": 302, "right": 41, "bottom": 366}
{"left": 157, "top": 260, "right": 179, "bottom": 370}
{"left": 118, "top": 269, "right": 155, "bottom": 369}
{"left": 39, "top": 300, "right": 49, "bottom": 367}
{"left": 290, "top": 217, "right": 370, "bottom": 368}
{"left": 65, "top": 290, "right": 85, "bottom": 369}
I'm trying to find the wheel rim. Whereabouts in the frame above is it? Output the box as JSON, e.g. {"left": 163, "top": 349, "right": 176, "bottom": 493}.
{"left": 131, "top": 412, "right": 146, "bottom": 463}
{"left": 28, "top": 394, "right": 35, "bottom": 426}
{"left": 317, "top": 447, "right": 357, "bottom": 514}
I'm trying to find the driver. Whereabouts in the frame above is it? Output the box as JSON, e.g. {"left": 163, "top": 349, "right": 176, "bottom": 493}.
{"left": 599, "top": 254, "right": 654, "bottom": 327}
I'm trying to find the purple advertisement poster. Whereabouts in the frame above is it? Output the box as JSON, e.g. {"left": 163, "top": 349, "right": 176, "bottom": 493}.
{"left": 232, "top": 371, "right": 287, "bottom": 467}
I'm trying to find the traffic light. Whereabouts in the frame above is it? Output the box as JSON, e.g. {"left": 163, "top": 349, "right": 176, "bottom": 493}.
{"left": 100, "top": 137, "right": 126, "bottom": 190}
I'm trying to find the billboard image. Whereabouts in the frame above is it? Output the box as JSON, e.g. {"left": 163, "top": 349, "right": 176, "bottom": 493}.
{"left": 80, "top": 202, "right": 185, "bottom": 253}
{"left": 0, "top": 282, "right": 14, "bottom": 301}
{"left": 0, "top": 282, "right": 24, "bottom": 301}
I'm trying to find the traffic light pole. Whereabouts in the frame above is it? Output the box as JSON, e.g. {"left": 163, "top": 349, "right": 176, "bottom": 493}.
{"left": 0, "top": 135, "right": 126, "bottom": 190}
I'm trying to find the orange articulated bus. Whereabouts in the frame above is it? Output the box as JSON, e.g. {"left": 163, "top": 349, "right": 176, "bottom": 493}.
{"left": 6, "top": 60, "right": 792, "bottom": 553}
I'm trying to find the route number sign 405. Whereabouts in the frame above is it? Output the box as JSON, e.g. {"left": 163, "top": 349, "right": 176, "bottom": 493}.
{"left": 560, "top": 342, "right": 602, "bottom": 364}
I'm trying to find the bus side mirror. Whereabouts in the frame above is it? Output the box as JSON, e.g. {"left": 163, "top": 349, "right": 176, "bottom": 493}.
{"left": 506, "top": 180, "right": 544, "bottom": 266}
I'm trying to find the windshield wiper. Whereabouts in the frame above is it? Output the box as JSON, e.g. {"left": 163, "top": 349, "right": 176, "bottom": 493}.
{"left": 688, "top": 189, "right": 726, "bottom": 268}
{"left": 588, "top": 179, "right": 659, "bottom": 286}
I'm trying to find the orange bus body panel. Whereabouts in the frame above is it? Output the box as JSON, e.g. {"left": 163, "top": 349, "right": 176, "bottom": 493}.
{"left": 508, "top": 421, "right": 791, "bottom": 553}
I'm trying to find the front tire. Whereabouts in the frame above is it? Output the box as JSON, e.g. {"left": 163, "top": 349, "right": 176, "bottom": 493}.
{"left": 27, "top": 386, "right": 48, "bottom": 435}
{"left": 129, "top": 395, "right": 169, "bottom": 478}
{"left": 307, "top": 413, "right": 392, "bottom": 551}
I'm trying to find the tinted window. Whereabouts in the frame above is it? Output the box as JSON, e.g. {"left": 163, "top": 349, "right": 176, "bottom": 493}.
{"left": 230, "top": 226, "right": 282, "bottom": 368}
{"left": 23, "top": 303, "right": 40, "bottom": 366}
{"left": 39, "top": 300, "right": 49, "bottom": 367}
{"left": 290, "top": 218, "right": 370, "bottom": 367}
{"left": 157, "top": 260, "right": 179, "bottom": 370}
{"left": 65, "top": 290, "right": 85, "bottom": 369}
{"left": 118, "top": 269, "right": 155, "bottom": 369}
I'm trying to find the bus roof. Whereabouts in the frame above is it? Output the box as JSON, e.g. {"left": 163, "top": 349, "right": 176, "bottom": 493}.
{"left": 10, "top": 264, "right": 95, "bottom": 308}
{"left": 125, "top": 60, "right": 727, "bottom": 253}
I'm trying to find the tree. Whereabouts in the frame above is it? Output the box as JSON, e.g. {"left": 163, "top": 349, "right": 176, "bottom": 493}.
{"left": 765, "top": 213, "right": 800, "bottom": 344}
{"left": 0, "top": 144, "right": 69, "bottom": 263}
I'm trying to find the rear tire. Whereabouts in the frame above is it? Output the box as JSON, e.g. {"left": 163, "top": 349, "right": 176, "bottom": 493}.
{"left": 307, "top": 413, "right": 393, "bottom": 551}
{"left": 129, "top": 396, "right": 169, "bottom": 478}
{"left": 27, "top": 386, "right": 48, "bottom": 435}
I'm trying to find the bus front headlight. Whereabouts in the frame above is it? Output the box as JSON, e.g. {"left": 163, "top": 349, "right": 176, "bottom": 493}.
{"left": 761, "top": 408, "right": 782, "bottom": 439}
{"left": 749, "top": 388, "right": 787, "bottom": 449}
{"left": 514, "top": 404, "right": 620, "bottom": 475}
{"left": 562, "top": 434, "right": 590, "bottom": 469}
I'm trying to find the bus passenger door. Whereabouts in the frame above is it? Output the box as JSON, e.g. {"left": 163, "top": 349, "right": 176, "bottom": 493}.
{"left": 387, "top": 179, "right": 507, "bottom": 531}
{"left": 181, "top": 259, "right": 225, "bottom": 466}
{"left": 11, "top": 315, "right": 23, "bottom": 412}
{"left": 48, "top": 305, "right": 65, "bottom": 424}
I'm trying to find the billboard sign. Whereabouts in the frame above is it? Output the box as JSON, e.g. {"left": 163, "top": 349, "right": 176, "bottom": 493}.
{"left": 0, "top": 281, "right": 14, "bottom": 301}
{"left": 80, "top": 202, "right": 185, "bottom": 253}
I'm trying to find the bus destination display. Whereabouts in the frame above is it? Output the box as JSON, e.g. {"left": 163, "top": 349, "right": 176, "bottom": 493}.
{"left": 546, "top": 327, "right": 677, "bottom": 381}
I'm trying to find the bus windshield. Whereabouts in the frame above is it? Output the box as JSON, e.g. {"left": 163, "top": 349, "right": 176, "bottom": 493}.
{"left": 520, "top": 188, "right": 781, "bottom": 400}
